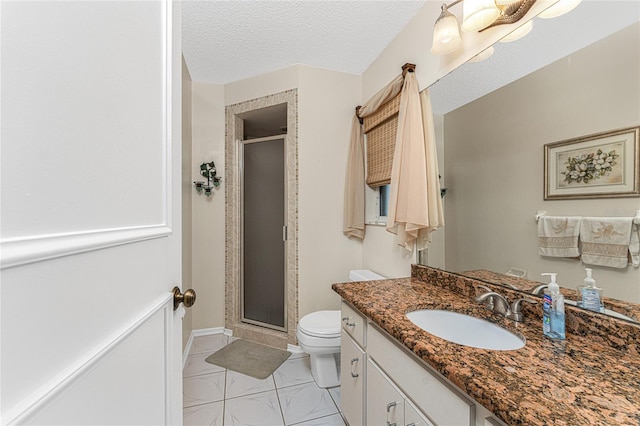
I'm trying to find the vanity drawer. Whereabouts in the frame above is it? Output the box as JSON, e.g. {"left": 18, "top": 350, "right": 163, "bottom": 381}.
{"left": 367, "top": 324, "right": 474, "bottom": 426}
{"left": 341, "top": 301, "right": 366, "bottom": 348}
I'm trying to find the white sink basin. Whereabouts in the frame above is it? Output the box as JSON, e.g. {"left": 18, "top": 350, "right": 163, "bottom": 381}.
{"left": 406, "top": 309, "right": 525, "bottom": 351}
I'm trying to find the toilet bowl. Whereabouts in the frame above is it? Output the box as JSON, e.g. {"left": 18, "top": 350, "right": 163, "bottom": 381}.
{"left": 296, "top": 269, "right": 385, "bottom": 388}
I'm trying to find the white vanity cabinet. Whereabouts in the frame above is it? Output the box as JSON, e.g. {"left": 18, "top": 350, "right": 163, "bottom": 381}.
{"left": 340, "top": 301, "right": 505, "bottom": 426}
{"left": 341, "top": 330, "right": 365, "bottom": 426}
{"left": 341, "top": 302, "right": 367, "bottom": 426}
{"left": 367, "top": 358, "right": 434, "bottom": 426}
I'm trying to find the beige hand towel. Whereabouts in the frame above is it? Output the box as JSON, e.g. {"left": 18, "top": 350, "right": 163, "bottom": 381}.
{"left": 537, "top": 216, "right": 581, "bottom": 257}
{"left": 580, "top": 217, "right": 635, "bottom": 269}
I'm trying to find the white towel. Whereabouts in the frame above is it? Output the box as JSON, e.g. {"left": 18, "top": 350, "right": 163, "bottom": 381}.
{"left": 631, "top": 223, "right": 640, "bottom": 267}
{"left": 537, "top": 216, "right": 581, "bottom": 258}
{"left": 580, "top": 217, "right": 635, "bottom": 269}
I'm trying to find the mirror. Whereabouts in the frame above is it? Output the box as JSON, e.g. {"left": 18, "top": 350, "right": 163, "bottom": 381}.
{"left": 429, "top": 2, "right": 640, "bottom": 323}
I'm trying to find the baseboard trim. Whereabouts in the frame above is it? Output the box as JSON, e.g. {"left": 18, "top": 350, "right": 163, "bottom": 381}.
{"left": 287, "top": 344, "right": 304, "bottom": 354}
{"left": 182, "top": 327, "right": 232, "bottom": 366}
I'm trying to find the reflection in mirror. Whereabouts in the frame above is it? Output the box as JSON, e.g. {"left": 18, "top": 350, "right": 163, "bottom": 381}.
{"left": 428, "top": 1, "right": 640, "bottom": 323}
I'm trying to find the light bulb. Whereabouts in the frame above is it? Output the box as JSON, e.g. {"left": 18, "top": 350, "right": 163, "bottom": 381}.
{"left": 461, "top": 0, "right": 501, "bottom": 32}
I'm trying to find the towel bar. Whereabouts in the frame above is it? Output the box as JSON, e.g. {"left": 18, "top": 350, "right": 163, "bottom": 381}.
{"left": 534, "top": 210, "right": 640, "bottom": 224}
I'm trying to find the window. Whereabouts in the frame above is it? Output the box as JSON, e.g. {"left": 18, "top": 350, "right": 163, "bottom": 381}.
{"left": 379, "top": 184, "right": 390, "bottom": 218}
{"left": 365, "top": 184, "right": 391, "bottom": 225}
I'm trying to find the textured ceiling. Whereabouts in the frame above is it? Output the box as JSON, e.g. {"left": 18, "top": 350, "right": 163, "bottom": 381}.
{"left": 182, "top": 0, "right": 426, "bottom": 84}
{"left": 182, "top": 1, "right": 639, "bottom": 113}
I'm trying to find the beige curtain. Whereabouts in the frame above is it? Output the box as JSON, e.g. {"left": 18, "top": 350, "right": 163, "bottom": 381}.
{"left": 386, "top": 74, "right": 444, "bottom": 250}
{"left": 343, "top": 74, "right": 403, "bottom": 239}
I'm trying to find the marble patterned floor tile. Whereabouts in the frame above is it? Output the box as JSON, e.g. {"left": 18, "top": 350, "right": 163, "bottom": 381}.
{"left": 189, "top": 334, "right": 229, "bottom": 355}
{"left": 183, "top": 351, "right": 225, "bottom": 378}
{"left": 183, "top": 400, "right": 224, "bottom": 426}
{"left": 183, "top": 371, "right": 226, "bottom": 408}
{"left": 225, "top": 369, "right": 276, "bottom": 399}
{"left": 277, "top": 382, "right": 338, "bottom": 425}
{"left": 328, "top": 386, "right": 341, "bottom": 412}
{"left": 273, "top": 356, "right": 314, "bottom": 388}
{"left": 290, "top": 413, "right": 346, "bottom": 426}
{"left": 223, "top": 390, "right": 284, "bottom": 426}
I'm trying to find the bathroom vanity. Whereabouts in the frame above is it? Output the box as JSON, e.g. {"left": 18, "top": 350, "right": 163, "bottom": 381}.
{"left": 333, "top": 265, "right": 640, "bottom": 425}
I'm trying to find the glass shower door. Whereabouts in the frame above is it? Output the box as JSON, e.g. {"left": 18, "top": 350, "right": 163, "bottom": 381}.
{"left": 241, "top": 137, "right": 286, "bottom": 330}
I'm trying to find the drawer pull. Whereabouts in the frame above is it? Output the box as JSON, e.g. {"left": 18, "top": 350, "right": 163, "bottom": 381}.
{"left": 386, "top": 401, "right": 397, "bottom": 426}
{"left": 342, "top": 317, "right": 355, "bottom": 327}
{"left": 406, "top": 424, "right": 416, "bottom": 426}
{"left": 350, "top": 358, "right": 359, "bottom": 378}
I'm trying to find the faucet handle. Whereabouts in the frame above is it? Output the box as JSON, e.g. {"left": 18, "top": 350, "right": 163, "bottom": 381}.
{"left": 509, "top": 298, "right": 537, "bottom": 322}
{"left": 475, "top": 286, "right": 494, "bottom": 310}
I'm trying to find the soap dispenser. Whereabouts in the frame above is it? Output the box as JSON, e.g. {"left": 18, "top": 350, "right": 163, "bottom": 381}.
{"left": 541, "top": 273, "right": 566, "bottom": 340}
{"left": 577, "top": 268, "right": 603, "bottom": 313}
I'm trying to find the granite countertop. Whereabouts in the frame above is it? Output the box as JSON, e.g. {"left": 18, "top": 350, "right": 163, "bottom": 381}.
{"left": 332, "top": 273, "right": 640, "bottom": 425}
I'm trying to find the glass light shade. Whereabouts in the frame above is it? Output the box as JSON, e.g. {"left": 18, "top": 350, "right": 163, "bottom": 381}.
{"left": 468, "top": 46, "right": 495, "bottom": 62}
{"left": 461, "top": 0, "right": 501, "bottom": 32}
{"left": 538, "top": 0, "right": 581, "bottom": 19}
{"left": 495, "top": 0, "right": 520, "bottom": 6}
{"left": 500, "top": 20, "right": 533, "bottom": 42}
{"left": 431, "top": 6, "right": 462, "bottom": 55}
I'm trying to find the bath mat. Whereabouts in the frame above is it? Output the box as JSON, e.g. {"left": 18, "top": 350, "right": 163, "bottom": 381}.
{"left": 205, "top": 339, "right": 291, "bottom": 380}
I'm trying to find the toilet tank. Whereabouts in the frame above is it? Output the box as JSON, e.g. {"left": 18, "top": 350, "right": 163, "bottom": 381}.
{"left": 349, "top": 269, "right": 386, "bottom": 281}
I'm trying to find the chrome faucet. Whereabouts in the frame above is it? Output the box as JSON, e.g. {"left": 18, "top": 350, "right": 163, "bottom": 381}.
{"left": 475, "top": 292, "right": 511, "bottom": 316}
{"left": 475, "top": 291, "right": 537, "bottom": 322}
{"left": 530, "top": 284, "right": 549, "bottom": 295}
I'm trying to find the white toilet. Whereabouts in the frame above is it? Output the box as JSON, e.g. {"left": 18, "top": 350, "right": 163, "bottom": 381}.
{"left": 296, "top": 269, "right": 385, "bottom": 388}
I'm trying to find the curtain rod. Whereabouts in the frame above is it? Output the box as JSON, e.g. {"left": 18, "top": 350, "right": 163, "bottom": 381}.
{"left": 355, "top": 63, "right": 416, "bottom": 123}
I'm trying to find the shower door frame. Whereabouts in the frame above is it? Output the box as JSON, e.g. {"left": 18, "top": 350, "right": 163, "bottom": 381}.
{"left": 239, "top": 135, "right": 288, "bottom": 332}
{"left": 225, "top": 89, "right": 298, "bottom": 349}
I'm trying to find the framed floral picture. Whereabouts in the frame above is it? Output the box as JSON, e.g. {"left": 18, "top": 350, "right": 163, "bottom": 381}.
{"left": 544, "top": 126, "right": 640, "bottom": 200}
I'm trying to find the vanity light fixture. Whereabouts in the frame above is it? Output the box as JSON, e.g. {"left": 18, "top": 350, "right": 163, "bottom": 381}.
{"left": 537, "top": 0, "right": 581, "bottom": 18}
{"left": 193, "top": 161, "right": 222, "bottom": 197}
{"left": 431, "top": 0, "right": 581, "bottom": 56}
{"left": 468, "top": 45, "right": 495, "bottom": 62}
{"left": 431, "top": 4, "right": 462, "bottom": 55}
{"left": 461, "top": 0, "right": 501, "bottom": 32}
{"left": 500, "top": 19, "right": 533, "bottom": 42}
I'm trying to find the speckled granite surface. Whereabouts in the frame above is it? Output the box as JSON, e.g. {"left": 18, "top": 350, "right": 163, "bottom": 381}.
{"left": 332, "top": 265, "right": 640, "bottom": 425}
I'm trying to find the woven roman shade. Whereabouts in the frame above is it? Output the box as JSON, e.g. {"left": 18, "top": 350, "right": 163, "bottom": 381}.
{"left": 363, "top": 94, "right": 400, "bottom": 187}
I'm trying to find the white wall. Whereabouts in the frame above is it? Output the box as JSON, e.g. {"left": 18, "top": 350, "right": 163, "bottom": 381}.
{"left": 297, "top": 65, "right": 363, "bottom": 316}
{"left": 359, "top": 0, "right": 557, "bottom": 277}
{"left": 191, "top": 82, "right": 226, "bottom": 329}
{"left": 189, "top": 65, "right": 363, "bottom": 328}
{"left": 444, "top": 23, "right": 640, "bottom": 303}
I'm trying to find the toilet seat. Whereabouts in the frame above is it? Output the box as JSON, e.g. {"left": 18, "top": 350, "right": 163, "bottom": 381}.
{"left": 298, "top": 310, "right": 341, "bottom": 338}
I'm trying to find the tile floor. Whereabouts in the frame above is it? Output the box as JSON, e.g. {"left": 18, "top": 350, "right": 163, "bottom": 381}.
{"left": 183, "top": 334, "right": 346, "bottom": 426}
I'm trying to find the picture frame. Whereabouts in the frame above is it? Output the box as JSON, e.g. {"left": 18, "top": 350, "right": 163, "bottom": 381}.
{"left": 544, "top": 126, "right": 640, "bottom": 200}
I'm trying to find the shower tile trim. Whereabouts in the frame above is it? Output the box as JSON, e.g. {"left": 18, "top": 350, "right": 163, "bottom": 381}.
{"left": 225, "top": 89, "right": 299, "bottom": 348}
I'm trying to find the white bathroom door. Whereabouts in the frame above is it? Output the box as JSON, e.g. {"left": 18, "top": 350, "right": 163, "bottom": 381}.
{"left": 1, "top": 1, "right": 185, "bottom": 424}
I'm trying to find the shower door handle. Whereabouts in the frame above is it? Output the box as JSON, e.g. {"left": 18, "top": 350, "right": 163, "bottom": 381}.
{"left": 282, "top": 225, "right": 288, "bottom": 241}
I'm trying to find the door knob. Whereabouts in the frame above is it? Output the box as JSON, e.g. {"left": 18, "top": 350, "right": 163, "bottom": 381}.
{"left": 172, "top": 286, "right": 196, "bottom": 311}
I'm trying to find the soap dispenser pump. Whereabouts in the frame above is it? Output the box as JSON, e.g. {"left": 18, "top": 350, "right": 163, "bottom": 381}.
{"left": 541, "top": 273, "right": 566, "bottom": 340}
{"left": 577, "top": 268, "right": 603, "bottom": 313}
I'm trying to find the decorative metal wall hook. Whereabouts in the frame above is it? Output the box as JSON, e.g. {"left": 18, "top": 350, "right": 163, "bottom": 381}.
{"left": 194, "top": 161, "right": 222, "bottom": 197}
